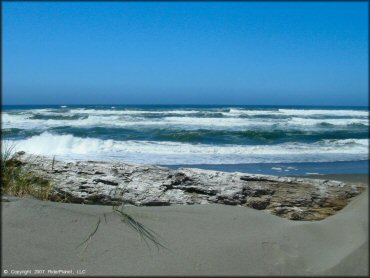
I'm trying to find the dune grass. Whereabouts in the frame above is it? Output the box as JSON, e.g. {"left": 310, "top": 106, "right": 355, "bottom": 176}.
{"left": 113, "top": 204, "right": 167, "bottom": 250}
{"left": 77, "top": 206, "right": 168, "bottom": 257}
{"left": 1, "top": 143, "right": 53, "bottom": 200}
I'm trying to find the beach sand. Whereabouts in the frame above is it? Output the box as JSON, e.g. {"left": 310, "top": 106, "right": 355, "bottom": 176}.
{"left": 1, "top": 174, "right": 368, "bottom": 276}
{"left": 305, "top": 173, "right": 368, "bottom": 185}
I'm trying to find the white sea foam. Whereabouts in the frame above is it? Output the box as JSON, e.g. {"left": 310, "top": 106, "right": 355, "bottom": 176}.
{"left": 3, "top": 110, "right": 368, "bottom": 131}
{"left": 278, "top": 109, "right": 368, "bottom": 117}
{"left": 67, "top": 108, "right": 203, "bottom": 116}
{"left": 161, "top": 117, "right": 274, "bottom": 127}
{"left": 225, "top": 108, "right": 279, "bottom": 116}
{"left": 289, "top": 117, "right": 368, "bottom": 126}
{"left": 224, "top": 108, "right": 368, "bottom": 117}
{"left": 164, "top": 116, "right": 368, "bottom": 127}
{"left": 7, "top": 132, "right": 368, "bottom": 165}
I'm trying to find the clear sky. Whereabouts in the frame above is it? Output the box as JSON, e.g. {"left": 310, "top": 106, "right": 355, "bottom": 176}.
{"left": 3, "top": 2, "right": 369, "bottom": 106}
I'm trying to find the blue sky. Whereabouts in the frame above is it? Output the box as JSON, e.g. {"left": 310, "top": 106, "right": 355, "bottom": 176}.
{"left": 3, "top": 2, "right": 368, "bottom": 106}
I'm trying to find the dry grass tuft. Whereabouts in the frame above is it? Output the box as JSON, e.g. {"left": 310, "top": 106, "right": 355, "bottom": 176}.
{"left": 1, "top": 142, "right": 53, "bottom": 200}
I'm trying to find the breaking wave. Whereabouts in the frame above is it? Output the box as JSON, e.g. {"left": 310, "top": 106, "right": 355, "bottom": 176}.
{"left": 7, "top": 132, "right": 368, "bottom": 165}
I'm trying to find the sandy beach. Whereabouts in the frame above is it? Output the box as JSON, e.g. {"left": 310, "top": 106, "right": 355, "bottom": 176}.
{"left": 3, "top": 2, "right": 368, "bottom": 276}
{"left": 1, "top": 173, "right": 368, "bottom": 276}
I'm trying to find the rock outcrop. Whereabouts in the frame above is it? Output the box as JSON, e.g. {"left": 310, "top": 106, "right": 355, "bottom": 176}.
{"left": 15, "top": 153, "right": 366, "bottom": 221}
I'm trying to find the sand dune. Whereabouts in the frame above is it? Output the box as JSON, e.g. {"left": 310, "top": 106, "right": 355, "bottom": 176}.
{"left": 1, "top": 187, "right": 368, "bottom": 276}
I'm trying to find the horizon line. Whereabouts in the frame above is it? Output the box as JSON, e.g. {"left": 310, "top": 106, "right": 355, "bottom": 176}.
{"left": 2, "top": 103, "right": 369, "bottom": 108}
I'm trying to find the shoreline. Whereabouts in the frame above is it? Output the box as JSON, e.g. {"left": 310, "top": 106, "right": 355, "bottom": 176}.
{"left": 165, "top": 160, "right": 369, "bottom": 176}
{"left": 302, "top": 173, "right": 368, "bottom": 185}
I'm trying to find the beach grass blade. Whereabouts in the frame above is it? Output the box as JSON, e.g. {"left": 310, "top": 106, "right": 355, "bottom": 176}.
{"left": 112, "top": 205, "right": 167, "bottom": 251}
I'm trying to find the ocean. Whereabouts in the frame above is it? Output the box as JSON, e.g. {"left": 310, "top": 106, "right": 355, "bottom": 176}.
{"left": 2, "top": 105, "right": 369, "bottom": 176}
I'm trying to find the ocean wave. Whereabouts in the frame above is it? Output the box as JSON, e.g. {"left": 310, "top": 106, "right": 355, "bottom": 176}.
{"left": 4, "top": 126, "right": 368, "bottom": 145}
{"left": 6, "top": 132, "right": 368, "bottom": 164}
{"left": 3, "top": 111, "right": 368, "bottom": 132}
{"left": 289, "top": 117, "right": 368, "bottom": 126}
{"left": 66, "top": 107, "right": 369, "bottom": 118}
{"left": 4, "top": 107, "right": 368, "bottom": 119}
{"left": 68, "top": 108, "right": 204, "bottom": 115}
{"left": 29, "top": 113, "right": 88, "bottom": 120}
{"left": 224, "top": 108, "right": 368, "bottom": 117}
{"left": 2, "top": 128, "right": 43, "bottom": 139}
{"left": 278, "top": 109, "right": 368, "bottom": 117}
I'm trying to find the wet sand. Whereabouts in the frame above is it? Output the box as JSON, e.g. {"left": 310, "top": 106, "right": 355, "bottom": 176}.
{"left": 304, "top": 173, "right": 368, "bottom": 185}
